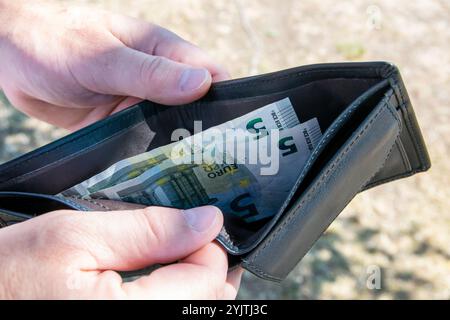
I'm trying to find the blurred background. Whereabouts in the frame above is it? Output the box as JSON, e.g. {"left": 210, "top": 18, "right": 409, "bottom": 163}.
{"left": 0, "top": 0, "right": 448, "bottom": 299}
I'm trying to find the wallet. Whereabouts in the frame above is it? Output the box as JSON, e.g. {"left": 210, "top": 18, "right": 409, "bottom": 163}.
{"left": 0, "top": 61, "right": 431, "bottom": 282}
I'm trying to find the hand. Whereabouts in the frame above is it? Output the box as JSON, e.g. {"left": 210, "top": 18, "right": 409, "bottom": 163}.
{"left": 0, "top": 1, "right": 229, "bottom": 130}
{"left": 0, "top": 206, "right": 243, "bottom": 299}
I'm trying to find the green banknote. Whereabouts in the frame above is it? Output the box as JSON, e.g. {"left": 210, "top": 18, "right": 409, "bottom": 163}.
{"left": 60, "top": 98, "right": 322, "bottom": 222}
{"left": 62, "top": 98, "right": 302, "bottom": 197}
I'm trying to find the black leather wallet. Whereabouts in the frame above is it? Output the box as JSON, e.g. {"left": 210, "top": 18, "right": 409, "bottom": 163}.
{"left": 0, "top": 62, "right": 430, "bottom": 281}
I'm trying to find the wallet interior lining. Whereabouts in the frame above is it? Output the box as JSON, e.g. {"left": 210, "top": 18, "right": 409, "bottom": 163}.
{"left": 142, "top": 78, "right": 382, "bottom": 151}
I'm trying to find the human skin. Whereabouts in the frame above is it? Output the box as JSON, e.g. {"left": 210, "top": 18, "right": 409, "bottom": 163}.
{"left": 0, "top": 0, "right": 242, "bottom": 299}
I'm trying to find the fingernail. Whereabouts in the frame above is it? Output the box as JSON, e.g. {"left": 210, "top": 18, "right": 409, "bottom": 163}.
{"left": 179, "top": 68, "right": 209, "bottom": 92}
{"left": 183, "top": 206, "right": 218, "bottom": 232}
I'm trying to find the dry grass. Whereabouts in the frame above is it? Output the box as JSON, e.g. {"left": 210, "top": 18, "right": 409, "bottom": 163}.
{"left": 0, "top": 0, "right": 448, "bottom": 299}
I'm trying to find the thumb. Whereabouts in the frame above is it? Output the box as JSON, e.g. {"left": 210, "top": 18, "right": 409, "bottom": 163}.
{"left": 27, "top": 206, "right": 223, "bottom": 272}
{"left": 91, "top": 47, "right": 212, "bottom": 105}
{"left": 85, "top": 206, "right": 223, "bottom": 271}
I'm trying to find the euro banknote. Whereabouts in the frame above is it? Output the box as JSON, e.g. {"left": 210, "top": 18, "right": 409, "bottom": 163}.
{"left": 60, "top": 98, "right": 322, "bottom": 222}
{"left": 62, "top": 98, "right": 302, "bottom": 196}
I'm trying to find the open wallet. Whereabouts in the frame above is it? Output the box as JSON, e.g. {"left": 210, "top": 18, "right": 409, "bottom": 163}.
{"left": 0, "top": 62, "right": 430, "bottom": 282}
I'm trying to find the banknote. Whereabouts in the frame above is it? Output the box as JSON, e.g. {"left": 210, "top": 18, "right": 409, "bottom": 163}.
{"left": 62, "top": 98, "right": 302, "bottom": 197}
{"left": 60, "top": 98, "right": 323, "bottom": 222}
{"left": 64, "top": 120, "right": 322, "bottom": 223}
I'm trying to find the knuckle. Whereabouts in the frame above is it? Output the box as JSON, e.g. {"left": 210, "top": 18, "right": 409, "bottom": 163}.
{"left": 138, "top": 56, "right": 168, "bottom": 84}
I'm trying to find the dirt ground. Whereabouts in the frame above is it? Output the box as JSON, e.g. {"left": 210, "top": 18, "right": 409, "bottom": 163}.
{"left": 0, "top": 0, "right": 448, "bottom": 299}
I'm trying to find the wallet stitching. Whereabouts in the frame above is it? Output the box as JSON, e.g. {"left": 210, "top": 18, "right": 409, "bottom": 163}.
{"left": 84, "top": 199, "right": 110, "bottom": 211}
{"left": 66, "top": 195, "right": 110, "bottom": 211}
{"left": 217, "top": 226, "right": 236, "bottom": 250}
{"left": 57, "top": 197, "right": 90, "bottom": 211}
{"left": 247, "top": 93, "right": 395, "bottom": 270}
